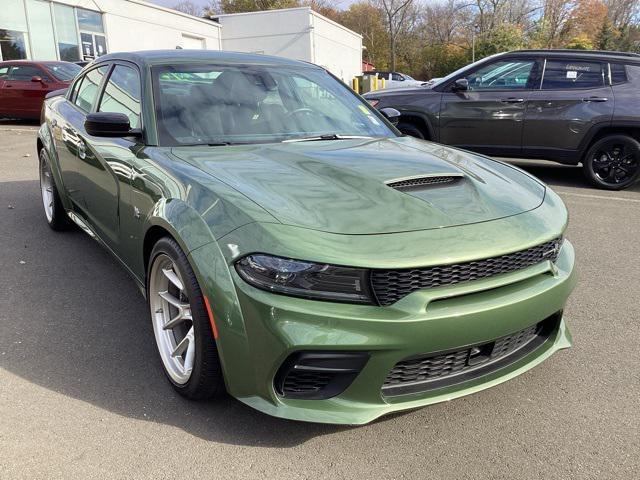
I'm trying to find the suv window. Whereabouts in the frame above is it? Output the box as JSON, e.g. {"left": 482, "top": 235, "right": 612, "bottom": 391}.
{"left": 610, "top": 63, "right": 627, "bottom": 85}
{"left": 74, "top": 65, "right": 108, "bottom": 112}
{"left": 541, "top": 60, "right": 605, "bottom": 90}
{"left": 98, "top": 64, "right": 141, "bottom": 128}
{"left": 465, "top": 59, "right": 536, "bottom": 90}
{"left": 7, "top": 65, "right": 47, "bottom": 81}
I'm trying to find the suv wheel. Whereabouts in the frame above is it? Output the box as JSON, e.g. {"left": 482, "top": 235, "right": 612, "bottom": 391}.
{"left": 582, "top": 135, "right": 640, "bottom": 190}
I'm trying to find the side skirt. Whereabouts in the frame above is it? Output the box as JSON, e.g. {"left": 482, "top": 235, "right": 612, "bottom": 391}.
{"left": 66, "top": 210, "right": 147, "bottom": 298}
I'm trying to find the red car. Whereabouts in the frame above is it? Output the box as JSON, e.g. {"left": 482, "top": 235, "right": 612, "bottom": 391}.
{"left": 0, "top": 60, "right": 82, "bottom": 120}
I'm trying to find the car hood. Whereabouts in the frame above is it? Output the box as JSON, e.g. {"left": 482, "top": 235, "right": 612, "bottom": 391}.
{"left": 170, "top": 137, "right": 545, "bottom": 235}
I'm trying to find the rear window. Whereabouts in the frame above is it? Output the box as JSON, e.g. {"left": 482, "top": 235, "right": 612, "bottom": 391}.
{"left": 541, "top": 60, "right": 605, "bottom": 90}
{"left": 610, "top": 63, "right": 627, "bottom": 85}
{"left": 45, "top": 62, "right": 81, "bottom": 81}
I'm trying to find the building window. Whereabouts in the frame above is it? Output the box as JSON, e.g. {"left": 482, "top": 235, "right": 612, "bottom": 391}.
{"left": 53, "top": 3, "right": 80, "bottom": 62}
{"left": 0, "top": 30, "right": 28, "bottom": 60}
{"left": 26, "top": 0, "right": 57, "bottom": 60}
{"left": 77, "top": 9, "right": 104, "bottom": 33}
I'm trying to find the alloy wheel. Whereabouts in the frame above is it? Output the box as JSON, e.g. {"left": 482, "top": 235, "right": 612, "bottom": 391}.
{"left": 39, "top": 150, "right": 54, "bottom": 223}
{"left": 591, "top": 140, "right": 640, "bottom": 187}
{"left": 149, "top": 254, "right": 195, "bottom": 385}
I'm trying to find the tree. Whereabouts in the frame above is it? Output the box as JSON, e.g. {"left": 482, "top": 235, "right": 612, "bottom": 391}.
{"left": 566, "top": 33, "right": 595, "bottom": 48}
{"left": 173, "top": 1, "right": 203, "bottom": 16}
{"left": 595, "top": 18, "right": 619, "bottom": 49}
{"left": 377, "top": 0, "right": 415, "bottom": 71}
{"left": 205, "top": 0, "right": 299, "bottom": 15}
{"left": 338, "top": 2, "right": 389, "bottom": 68}
{"left": 475, "top": 23, "right": 525, "bottom": 58}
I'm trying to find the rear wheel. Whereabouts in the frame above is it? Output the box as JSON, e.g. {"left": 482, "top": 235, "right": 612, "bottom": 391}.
{"left": 397, "top": 122, "right": 426, "bottom": 140}
{"left": 39, "top": 148, "right": 71, "bottom": 230}
{"left": 148, "top": 237, "right": 224, "bottom": 400}
{"left": 582, "top": 135, "right": 640, "bottom": 190}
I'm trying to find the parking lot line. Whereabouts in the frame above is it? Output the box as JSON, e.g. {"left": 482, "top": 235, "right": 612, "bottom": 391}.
{"left": 555, "top": 190, "right": 640, "bottom": 204}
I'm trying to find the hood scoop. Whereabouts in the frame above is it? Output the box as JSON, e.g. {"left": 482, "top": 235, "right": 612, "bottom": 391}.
{"left": 385, "top": 174, "right": 463, "bottom": 191}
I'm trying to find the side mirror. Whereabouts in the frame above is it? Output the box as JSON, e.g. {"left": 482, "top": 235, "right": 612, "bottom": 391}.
{"left": 31, "top": 76, "right": 44, "bottom": 84}
{"left": 452, "top": 78, "right": 469, "bottom": 91}
{"left": 379, "top": 107, "right": 401, "bottom": 126}
{"left": 85, "top": 112, "right": 139, "bottom": 137}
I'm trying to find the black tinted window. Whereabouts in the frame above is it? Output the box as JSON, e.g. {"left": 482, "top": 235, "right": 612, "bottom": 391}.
{"left": 8, "top": 65, "right": 46, "bottom": 81}
{"left": 610, "top": 63, "right": 627, "bottom": 84}
{"left": 99, "top": 65, "right": 141, "bottom": 128}
{"left": 541, "top": 60, "right": 605, "bottom": 90}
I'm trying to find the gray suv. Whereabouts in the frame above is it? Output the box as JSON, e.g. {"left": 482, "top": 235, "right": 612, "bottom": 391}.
{"left": 364, "top": 50, "right": 640, "bottom": 190}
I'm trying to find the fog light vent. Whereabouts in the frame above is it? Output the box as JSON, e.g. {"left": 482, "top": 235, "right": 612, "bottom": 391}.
{"left": 275, "top": 352, "right": 369, "bottom": 400}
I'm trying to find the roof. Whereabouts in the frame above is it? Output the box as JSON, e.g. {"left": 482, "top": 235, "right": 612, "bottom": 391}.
{"left": 507, "top": 49, "right": 640, "bottom": 63}
{"left": 96, "top": 49, "right": 319, "bottom": 69}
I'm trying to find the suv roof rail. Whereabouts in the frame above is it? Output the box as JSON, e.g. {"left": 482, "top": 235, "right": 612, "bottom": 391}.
{"left": 511, "top": 49, "right": 640, "bottom": 59}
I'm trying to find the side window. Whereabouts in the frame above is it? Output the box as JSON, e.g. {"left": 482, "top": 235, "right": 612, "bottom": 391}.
{"left": 392, "top": 73, "right": 404, "bottom": 82}
{"left": 7, "top": 65, "right": 48, "bottom": 81}
{"left": 541, "top": 60, "right": 605, "bottom": 90}
{"left": 98, "top": 64, "right": 142, "bottom": 128}
{"left": 465, "top": 59, "right": 536, "bottom": 90}
{"left": 0, "top": 66, "right": 9, "bottom": 78}
{"left": 610, "top": 63, "right": 627, "bottom": 85}
{"left": 74, "top": 65, "right": 108, "bottom": 112}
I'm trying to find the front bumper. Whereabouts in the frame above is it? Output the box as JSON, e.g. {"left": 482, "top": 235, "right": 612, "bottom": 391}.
{"left": 221, "top": 239, "right": 576, "bottom": 425}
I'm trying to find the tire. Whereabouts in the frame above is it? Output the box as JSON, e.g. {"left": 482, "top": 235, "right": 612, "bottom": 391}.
{"left": 582, "top": 135, "right": 640, "bottom": 190}
{"left": 147, "top": 236, "right": 224, "bottom": 400}
{"left": 397, "top": 122, "right": 426, "bottom": 140}
{"left": 38, "top": 147, "right": 72, "bottom": 231}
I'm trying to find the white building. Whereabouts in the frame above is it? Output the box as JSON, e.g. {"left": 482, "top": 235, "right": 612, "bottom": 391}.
{"left": 0, "top": 2, "right": 362, "bottom": 82}
{"left": 215, "top": 7, "right": 363, "bottom": 83}
{"left": 1, "top": 0, "right": 222, "bottom": 62}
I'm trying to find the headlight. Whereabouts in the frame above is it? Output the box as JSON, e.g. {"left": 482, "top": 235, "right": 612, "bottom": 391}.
{"left": 235, "top": 254, "right": 374, "bottom": 304}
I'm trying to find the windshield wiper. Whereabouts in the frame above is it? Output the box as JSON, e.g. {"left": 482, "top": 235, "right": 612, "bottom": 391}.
{"left": 282, "top": 134, "right": 373, "bottom": 143}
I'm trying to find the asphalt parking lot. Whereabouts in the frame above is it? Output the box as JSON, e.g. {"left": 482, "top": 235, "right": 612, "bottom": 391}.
{"left": 1, "top": 123, "right": 639, "bottom": 479}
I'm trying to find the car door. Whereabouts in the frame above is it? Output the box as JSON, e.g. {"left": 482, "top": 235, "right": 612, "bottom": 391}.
{"left": 438, "top": 57, "right": 540, "bottom": 156}
{"left": 2, "top": 64, "right": 53, "bottom": 118}
{"left": 55, "top": 64, "right": 110, "bottom": 224}
{"left": 523, "top": 58, "right": 613, "bottom": 158}
{"left": 76, "top": 62, "right": 143, "bottom": 254}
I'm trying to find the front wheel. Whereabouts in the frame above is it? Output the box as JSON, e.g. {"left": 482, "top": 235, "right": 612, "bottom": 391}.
{"left": 582, "top": 135, "right": 640, "bottom": 190}
{"left": 148, "top": 237, "right": 224, "bottom": 400}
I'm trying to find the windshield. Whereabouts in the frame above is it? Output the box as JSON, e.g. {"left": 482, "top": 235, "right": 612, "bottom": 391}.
{"left": 152, "top": 64, "right": 395, "bottom": 146}
{"left": 45, "top": 62, "right": 81, "bottom": 81}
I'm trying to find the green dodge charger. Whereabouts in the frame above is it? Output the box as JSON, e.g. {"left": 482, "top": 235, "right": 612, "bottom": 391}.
{"left": 37, "top": 50, "right": 576, "bottom": 425}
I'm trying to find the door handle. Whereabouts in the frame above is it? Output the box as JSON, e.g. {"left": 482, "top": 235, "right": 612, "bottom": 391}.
{"left": 500, "top": 98, "right": 524, "bottom": 103}
{"left": 582, "top": 96, "right": 608, "bottom": 102}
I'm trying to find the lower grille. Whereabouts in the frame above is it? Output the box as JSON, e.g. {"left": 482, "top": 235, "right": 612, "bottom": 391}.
{"left": 382, "top": 314, "right": 560, "bottom": 397}
{"left": 282, "top": 370, "right": 334, "bottom": 395}
{"left": 372, "top": 237, "right": 563, "bottom": 306}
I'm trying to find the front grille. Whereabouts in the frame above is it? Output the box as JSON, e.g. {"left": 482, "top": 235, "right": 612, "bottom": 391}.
{"left": 382, "top": 314, "right": 559, "bottom": 396}
{"left": 371, "top": 237, "right": 562, "bottom": 306}
{"left": 386, "top": 175, "right": 460, "bottom": 190}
